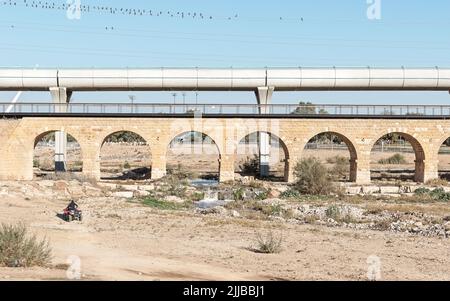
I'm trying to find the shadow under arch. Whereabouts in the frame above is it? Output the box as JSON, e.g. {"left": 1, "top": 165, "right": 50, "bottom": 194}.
{"left": 370, "top": 132, "right": 425, "bottom": 183}
{"left": 302, "top": 131, "right": 358, "bottom": 182}
{"left": 236, "top": 131, "right": 290, "bottom": 182}
{"left": 437, "top": 135, "right": 450, "bottom": 181}
{"left": 99, "top": 130, "right": 151, "bottom": 180}
{"left": 33, "top": 130, "right": 83, "bottom": 176}
{"left": 166, "top": 131, "right": 221, "bottom": 180}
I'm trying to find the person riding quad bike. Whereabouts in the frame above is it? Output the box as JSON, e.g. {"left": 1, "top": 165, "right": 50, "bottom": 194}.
{"left": 63, "top": 200, "right": 82, "bottom": 222}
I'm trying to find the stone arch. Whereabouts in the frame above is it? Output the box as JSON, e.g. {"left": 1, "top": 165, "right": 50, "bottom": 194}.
{"left": 435, "top": 135, "right": 450, "bottom": 181}
{"left": 33, "top": 129, "right": 83, "bottom": 176}
{"left": 236, "top": 131, "right": 290, "bottom": 182}
{"left": 99, "top": 130, "right": 151, "bottom": 180}
{"left": 302, "top": 131, "right": 358, "bottom": 182}
{"left": 166, "top": 130, "right": 221, "bottom": 180}
{"left": 370, "top": 132, "right": 425, "bottom": 182}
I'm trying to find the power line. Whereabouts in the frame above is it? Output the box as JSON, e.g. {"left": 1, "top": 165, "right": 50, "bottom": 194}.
{"left": 2, "top": 22, "right": 450, "bottom": 52}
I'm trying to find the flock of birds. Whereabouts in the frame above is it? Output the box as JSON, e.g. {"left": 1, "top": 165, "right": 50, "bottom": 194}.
{"left": 1, "top": 0, "right": 305, "bottom": 22}
{"left": 1, "top": 0, "right": 238, "bottom": 20}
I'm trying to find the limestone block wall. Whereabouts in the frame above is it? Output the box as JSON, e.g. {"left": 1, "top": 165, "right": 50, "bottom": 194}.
{"left": 1, "top": 117, "right": 450, "bottom": 184}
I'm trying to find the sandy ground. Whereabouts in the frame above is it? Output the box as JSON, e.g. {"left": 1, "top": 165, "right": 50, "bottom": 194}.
{"left": 0, "top": 191, "right": 450, "bottom": 281}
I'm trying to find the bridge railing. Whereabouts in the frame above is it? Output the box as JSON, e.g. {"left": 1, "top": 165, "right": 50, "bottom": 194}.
{"left": 1, "top": 102, "right": 450, "bottom": 116}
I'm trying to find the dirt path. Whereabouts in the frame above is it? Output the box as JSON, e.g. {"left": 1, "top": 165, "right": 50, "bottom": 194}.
{"left": 1, "top": 194, "right": 449, "bottom": 281}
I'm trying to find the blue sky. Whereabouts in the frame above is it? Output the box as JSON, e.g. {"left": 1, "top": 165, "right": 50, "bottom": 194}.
{"left": 0, "top": 0, "right": 450, "bottom": 104}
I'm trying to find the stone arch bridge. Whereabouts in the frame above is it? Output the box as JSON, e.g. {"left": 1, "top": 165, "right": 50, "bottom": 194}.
{"left": 1, "top": 116, "right": 450, "bottom": 184}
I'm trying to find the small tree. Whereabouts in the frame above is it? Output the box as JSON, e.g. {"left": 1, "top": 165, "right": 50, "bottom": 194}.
{"left": 293, "top": 157, "right": 334, "bottom": 194}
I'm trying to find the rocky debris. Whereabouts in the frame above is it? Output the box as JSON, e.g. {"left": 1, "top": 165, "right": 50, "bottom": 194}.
{"left": 361, "top": 186, "right": 380, "bottom": 194}
{"left": 138, "top": 184, "right": 155, "bottom": 191}
{"left": 133, "top": 190, "right": 150, "bottom": 197}
{"left": 345, "top": 186, "right": 362, "bottom": 194}
{"left": 113, "top": 191, "right": 134, "bottom": 198}
{"left": 230, "top": 210, "right": 240, "bottom": 217}
{"left": 37, "top": 180, "right": 55, "bottom": 188}
{"left": 196, "top": 206, "right": 228, "bottom": 215}
{"left": 67, "top": 185, "right": 85, "bottom": 198}
{"left": 267, "top": 189, "right": 281, "bottom": 198}
{"left": 97, "top": 182, "right": 117, "bottom": 190}
{"left": 119, "top": 184, "right": 139, "bottom": 191}
{"left": 259, "top": 198, "right": 285, "bottom": 206}
{"left": 84, "top": 185, "right": 104, "bottom": 197}
{"left": 53, "top": 180, "right": 69, "bottom": 192}
{"left": 163, "top": 195, "right": 184, "bottom": 203}
{"left": 380, "top": 186, "right": 400, "bottom": 194}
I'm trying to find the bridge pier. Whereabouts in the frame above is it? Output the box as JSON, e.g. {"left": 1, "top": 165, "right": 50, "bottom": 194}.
{"left": 255, "top": 87, "right": 274, "bottom": 178}
{"left": 150, "top": 147, "right": 167, "bottom": 180}
{"left": 219, "top": 155, "right": 235, "bottom": 182}
{"left": 50, "top": 87, "right": 72, "bottom": 172}
{"left": 421, "top": 159, "right": 439, "bottom": 183}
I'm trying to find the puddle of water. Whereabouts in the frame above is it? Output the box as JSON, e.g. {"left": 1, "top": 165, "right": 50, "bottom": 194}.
{"left": 189, "top": 179, "right": 219, "bottom": 187}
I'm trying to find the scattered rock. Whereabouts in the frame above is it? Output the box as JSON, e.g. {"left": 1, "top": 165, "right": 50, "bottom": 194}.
{"left": 230, "top": 210, "right": 240, "bottom": 218}
{"left": 120, "top": 185, "right": 139, "bottom": 191}
{"left": 380, "top": 186, "right": 400, "bottom": 194}
{"left": 138, "top": 184, "right": 155, "bottom": 191}
{"left": 134, "top": 190, "right": 150, "bottom": 197}
{"left": 53, "top": 180, "right": 69, "bottom": 192}
{"left": 361, "top": 186, "right": 380, "bottom": 194}
{"left": 267, "top": 189, "right": 281, "bottom": 198}
{"left": 113, "top": 191, "right": 134, "bottom": 198}
{"left": 98, "top": 182, "right": 117, "bottom": 190}
{"left": 84, "top": 186, "right": 104, "bottom": 197}
{"left": 164, "top": 195, "right": 184, "bottom": 203}
{"left": 37, "top": 180, "right": 54, "bottom": 187}
{"left": 197, "top": 206, "right": 228, "bottom": 215}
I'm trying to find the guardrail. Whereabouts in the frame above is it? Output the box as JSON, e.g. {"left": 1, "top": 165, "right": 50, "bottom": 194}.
{"left": 1, "top": 103, "right": 450, "bottom": 116}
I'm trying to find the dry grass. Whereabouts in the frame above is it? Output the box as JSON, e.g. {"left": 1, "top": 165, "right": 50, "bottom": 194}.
{"left": 253, "top": 231, "right": 283, "bottom": 254}
{"left": 0, "top": 223, "right": 52, "bottom": 268}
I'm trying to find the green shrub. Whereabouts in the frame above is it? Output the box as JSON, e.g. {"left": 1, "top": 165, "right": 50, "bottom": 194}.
{"left": 280, "top": 189, "right": 301, "bottom": 199}
{"left": 254, "top": 231, "right": 283, "bottom": 254}
{"left": 325, "top": 205, "right": 357, "bottom": 223}
{"left": 293, "top": 157, "right": 335, "bottom": 195}
{"left": 325, "top": 205, "right": 341, "bottom": 220}
{"left": 239, "top": 155, "right": 259, "bottom": 176}
{"left": 33, "top": 159, "right": 40, "bottom": 168}
{"left": 414, "top": 187, "right": 431, "bottom": 195}
{"left": 141, "top": 197, "right": 188, "bottom": 210}
{"left": 0, "top": 223, "right": 52, "bottom": 268}
{"left": 123, "top": 161, "right": 131, "bottom": 169}
{"left": 331, "top": 156, "right": 349, "bottom": 180}
{"left": 378, "top": 154, "right": 407, "bottom": 164}
{"left": 233, "top": 187, "right": 245, "bottom": 201}
{"left": 414, "top": 187, "right": 450, "bottom": 202}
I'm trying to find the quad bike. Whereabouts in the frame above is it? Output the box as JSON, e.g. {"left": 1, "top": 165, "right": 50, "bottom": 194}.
{"left": 63, "top": 200, "right": 83, "bottom": 222}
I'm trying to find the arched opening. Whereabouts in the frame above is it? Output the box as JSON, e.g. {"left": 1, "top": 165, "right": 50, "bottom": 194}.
{"left": 302, "top": 132, "right": 357, "bottom": 182}
{"left": 438, "top": 137, "right": 450, "bottom": 181}
{"left": 235, "top": 132, "right": 289, "bottom": 182}
{"left": 370, "top": 133, "right": 425, "bottom": 183}
{"left": 166, "top": 131, "right": 220, "bottom": 181}
{"left": 100, "top": 131, "right": 151, "bottom": 180}
{"left": 33, "top": 131, "right": 82, "bottom": 178}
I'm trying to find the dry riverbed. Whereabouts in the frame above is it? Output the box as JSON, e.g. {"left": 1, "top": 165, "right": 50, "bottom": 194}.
{"left": 0, "top": 178, "right": 449, "bottom": 281}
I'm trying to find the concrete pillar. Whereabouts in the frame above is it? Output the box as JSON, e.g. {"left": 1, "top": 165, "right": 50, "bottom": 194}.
{"left": 81, "top": 147, "right": 100, "bottom": 181}
{"left": 151, "top": 146, "right": 167, "bottom": 180}
{"left": 255, "top": 87, "right": 274, "bottom": 178}
{"left": 285, "top": 158, "right": 295, "bottom": 183}
{"left": 355, "top": 157, "right": 371, "bottom": 184}
{"left": 50, "top": 87, "right": 72, "bottom": 172}
{"left": 421, "top": 159, "right": 439, "bottom": 183}
{"left": 219, "top": 155, "right": 235, "bottom": 182}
